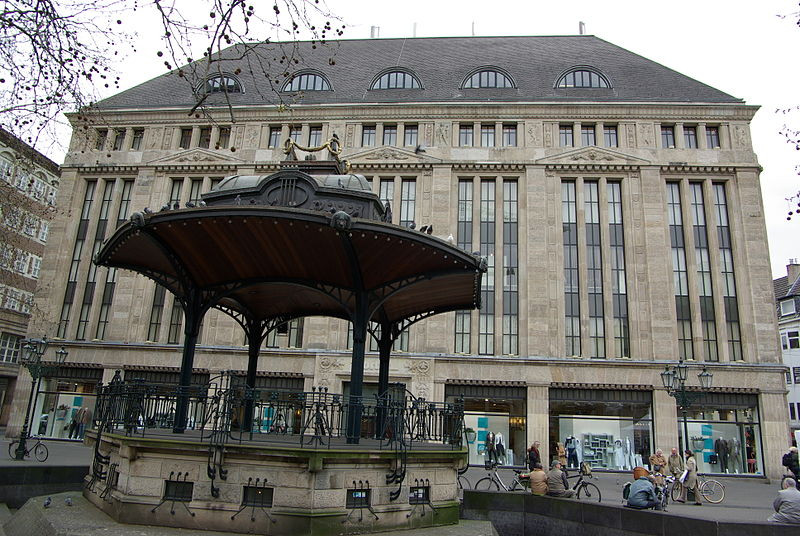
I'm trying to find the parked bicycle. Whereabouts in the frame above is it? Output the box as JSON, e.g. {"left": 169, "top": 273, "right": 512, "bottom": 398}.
{"left": 670, "top": 474, "right": 725, "bottom": 504}
{"left": 457, "top": 464, "right": 471, "bottom": 490}
{"left": 7, "top": 436, "right": 49, "bottom": 462}
{"left": 475, "top": 461, "right": 528, "bottom": 492}
{"left": 566, "top": 463, "right": 601, "bottom": 502}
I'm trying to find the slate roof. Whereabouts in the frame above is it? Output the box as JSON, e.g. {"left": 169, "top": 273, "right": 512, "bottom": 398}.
{"left": 775, "top": 274, "right": 800, "bottom": 301}
{"left": 98, "top": 35, "right": 742, "bottom": 110}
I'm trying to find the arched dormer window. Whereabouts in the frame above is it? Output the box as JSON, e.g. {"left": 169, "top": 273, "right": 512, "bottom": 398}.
{"left": 556, "top": 68, "right": 610, "bottom": 88}
{"left": 283, "top": 72, "right": 332, "bottom": 92}
{"left": 462, "top": 68, "right": 515, "bottom": 89}
{"left": 371, "top": 70, "right": 422, "bottom": 89}
{"left": 205, "top": 75, "right": 243, "bottom": 94}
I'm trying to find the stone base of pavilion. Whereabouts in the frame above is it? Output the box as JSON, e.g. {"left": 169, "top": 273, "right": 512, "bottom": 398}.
{"left": 83, "top": 430, "right": 462, "bottom": 535}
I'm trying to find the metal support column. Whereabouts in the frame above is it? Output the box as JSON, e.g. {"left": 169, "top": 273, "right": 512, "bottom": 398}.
{"left": 173, "top": 291, "right": 205, "bottom": 433}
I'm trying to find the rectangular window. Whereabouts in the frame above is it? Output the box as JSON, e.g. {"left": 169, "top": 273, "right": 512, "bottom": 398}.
{"left": 581, "top": 125, "right": 596, "bottom": 146}
{"left": 604, "top": 126, "right": 618, "bottom": 148}
{"left": 667, "top": 182, "right": 693, "bottom": 360}
{"left": 379, "top": 178, "right": 394, "bottom": 217}
{"left": 268, "top": 127, "right": 281, "bottom": 148}
{"left": 479, "top": 180, "right": 495, "bottom": 355}
{"left": 789, "top": 331, "right": 800, "bottom": 350}
{"left": 382, "top": 125, "right": 397, "bottom": 146}
{"left": 780, "top": 300, "right": 796, "bottom": 316}
{"left": 0, "top": 332, "right": 22, "bottom": 363}
{"left": 559, "top": 125, "right": 574, "bottom": 147}
{"left": 96, "top": 181, "right": 133, "bottom": 340}
{"left": 691, "top": 183, "right": 717, "bottom": 361}
{"left": 147, "top": 285, "right": 166, "bottom": 341}
{"left": 585, "top": 181, "right": 604, "bottom": 358}
{"left": 459, "top": 124, "right": 474, "bottom": 147}
{"left": 169, "top": 178, "right": 182, "bottom": 206}
{"left": 794, "top": 366, "right": 800, "bottom": 383}
{"left": 684, "top": 126, "right": 697, "bottom": 149}
{"left": 95, "top": 129, "right": 108, "bottom": 150}
{"left": 661, "top": 126, "right": 675, "bottom": 148}
{"left": 400, "top": 179, "right": 416, "bottom": 228}
{"left": 361, "top": 125, "right": 376, "bottom": 147}
{"left": 563, "top": 181, "right": 580, "bottom": 356}
{"left": 481, "top": 125, "right": 495, "bottom": 147}
{"left": 502, "top": 180, "right": 518, "bottom": 355}
{"left": 131, "top": 129, "right": 144, "bottom": 150}
{"left": 217, "top": 127, "right": 231, "bottom": 149}
{"left": 502, "top": 124, "right": 517, "bottom": 147}
{"left": 198, "top": 127, "right": 211, "bottom": 149}
{"left": 289, "top": 126, "right": 302, "bottom": 144}
{"left": 608, "top": 182, "right": 629, "bottom": 358}
{"left": 167, "top": 299, "right": 183, "bottom": 344}
{"left": 188, "top": 179, "right": 203, "bottom": 205}
{"left": 112, "top": 129, "right": 126, "bottom": 151}
{"left": 713, "top": 183, "right": 742, "bottom": 360}
{"left": 455, "top": 179, "right": 473, "bottom": 354}
{"left": 179, "top": 128, "right": 192, "bottom": 149}
{"left": 307, "top": 126, "right": 322, "bottom": 147}
{"left": 791, "top": 404, "right": 797, "bottom": 420}
{"left": 404, "top": 124, "right": 418, "bottom": 147}
{"left": 706, "top": 127, "right": 720, "bottom": 148}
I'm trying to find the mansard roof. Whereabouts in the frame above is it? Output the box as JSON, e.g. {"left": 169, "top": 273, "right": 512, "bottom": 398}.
{"left": 98, "top": 35, "right": 742, "bottom": 110}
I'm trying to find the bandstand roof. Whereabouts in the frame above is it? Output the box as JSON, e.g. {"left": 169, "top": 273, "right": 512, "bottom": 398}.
{"left": 95, "top": 205, "right": 485, "bottom": 324}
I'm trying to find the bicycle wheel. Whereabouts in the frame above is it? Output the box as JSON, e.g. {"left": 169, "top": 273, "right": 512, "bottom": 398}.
{"left": 34, "top": 442, "right": 48, "bottom": 462}
{"left": 458, "top": 475, "right": 471, "bottom": 490}
{"left": 8, "top": 440, "right": 20, "bottom": 460}
{"left": 671, "top": 481, "right": 683, "bottom": 502}
{"left": 699, "top": 479, "right": 724, "bottom": 504}
{"left": 508, "top": 479, "right": 525, "bottom": 492}
{"left": 577, "top": 482, "right": 601, "bottom": 502}
{"left": 475, "top": 477, "right": 500, "bottom": 491}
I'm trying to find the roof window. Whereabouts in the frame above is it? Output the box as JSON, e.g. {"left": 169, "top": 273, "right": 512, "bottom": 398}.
{"left": 283, "top": 72, "right": 332, "bottom": 92}
{"left": 556, "top": 68, "right": 610, "bottom": 88}
{"left": 463, "top": 69, "right": 514, "bottom": 89}
{"left": 205, "top": 75, "right": 243, "bottom": 94}
{"left": 371, "top": 70, "right": 421, "bottom": 89}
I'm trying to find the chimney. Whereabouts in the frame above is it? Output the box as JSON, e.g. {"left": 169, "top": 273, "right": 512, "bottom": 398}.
{"left": 370, "top": 26, "right": 380, "bottom": 38}
{"left": 579, "top": 21, "right": 586, "bottom": 35}
{"left": 789, "top": 258, "right": 800, "bottom": 285}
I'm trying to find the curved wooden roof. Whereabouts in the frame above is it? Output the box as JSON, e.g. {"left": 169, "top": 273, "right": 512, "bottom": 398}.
{"left": 96, "top": 205, "right": 485, "bottom": 324}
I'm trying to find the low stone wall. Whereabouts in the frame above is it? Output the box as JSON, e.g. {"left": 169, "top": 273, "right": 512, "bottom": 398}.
{"left": 461, "top": 490, "right": 798, "bottom": 536}
{"left": 0, "top": 465, "right": 88, "bottom": 508}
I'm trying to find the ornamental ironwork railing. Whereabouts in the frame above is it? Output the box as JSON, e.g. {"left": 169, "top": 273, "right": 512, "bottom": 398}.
{"left": 92, "top": 376, "right": 464, "bottom": 451}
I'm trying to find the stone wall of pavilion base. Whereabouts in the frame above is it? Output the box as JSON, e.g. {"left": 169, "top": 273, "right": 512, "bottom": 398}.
{"left": 84, "top": 432, "right": 461, "bottom": 535}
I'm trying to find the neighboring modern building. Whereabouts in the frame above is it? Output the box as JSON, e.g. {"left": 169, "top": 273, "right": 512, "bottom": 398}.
{"left": 7, "top": 36, "right": 787, "bottom": 477}
{"left": 775, "top": 259, "right": 800, "bottom": 443}
{"left": 0, "top": 127, "right": 60, "bottom": 426}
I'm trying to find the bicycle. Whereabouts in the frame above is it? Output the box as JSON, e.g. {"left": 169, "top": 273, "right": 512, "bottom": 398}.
{"left": 475, "top": 461, "right": 528, "bottom": 491}
{"left": 566, "top": 464, "right": 601, "bottom": 502}
{"left": 8, "top": 436, "right": 49, "bottom": 462}
{"left": 457, "top": 464, "right": 471, "bottom": 490}
{"left": 670, "top": 474, "right": 725, "bottom": 504}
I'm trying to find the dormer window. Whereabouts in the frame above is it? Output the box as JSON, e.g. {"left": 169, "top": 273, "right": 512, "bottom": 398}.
{"left": 283, "top": 72, "right": 331, "bottom": 92}
{"left": 781, "top": 299, "right": 797, "bottom": 316}
{"left": 462, "top": 69, "right": 514, "bottom": 89}
{"left": 371, "top": 70, "right": 422, "bottom": 89}
{"left": 556, "top": 68, "right": 610, "bottom": 88}
{"left": 205, "top": 75, "right": 243, "bottom": 94}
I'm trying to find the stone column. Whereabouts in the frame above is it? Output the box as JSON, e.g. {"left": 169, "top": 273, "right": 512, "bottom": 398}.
{"left": 697, "top": 124, "right": 707, "bottom": 149}
{"left": 573, "top": 122, "right": 581, "bottom": 147}
{"left": 675, "top": 123, "right": 685, "bottom": 149}
{"left": 527, "top": 384, "right": 549, "bottom": 464}
{"left": 189, "top": 127, "right": 200, "bottom": 149}
{"left": 653, "top": 388, "right": 679, "bottom": 453}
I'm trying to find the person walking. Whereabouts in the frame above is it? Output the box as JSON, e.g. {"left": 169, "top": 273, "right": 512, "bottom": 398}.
{"left": 668, "top": 447, "right": 684, "bottom": 478}
{"left": 769, "top": 477, "right": 800, "bottom": 524}
{"left": 782, "top": 447, "right": 800, "bottom": 490}
{"left": 546, "top": 460, "right": 574, "bottom": 498}
{"left": 528, "top": 441, "right": 541, "bottom": 471}
{"left": 676, "top": 449, "right": 701, "bottom": 505}
{"left": 529, "top": 463, "right": 548, "bottom": 496}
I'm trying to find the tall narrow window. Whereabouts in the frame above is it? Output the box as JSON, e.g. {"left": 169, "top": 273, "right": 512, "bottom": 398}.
{"left": 382, "top": 125, "right": 397, "bottom": 146}
{"left": 502, "top": 124, "right": 517, "bottom": 147}
{"left": 379, "top": 178, "right": 394, "bottom": 222}
{"left": 502, "top": 180, "right": 518, "bottom": 355}
{"left": 289, "top": 126, "right": 302, "bottom": 144}
{"left": 147, "top": 285, "right": 166, "bottom": 341}
{"left": 76, "top": 180, "right": 114, "bottom": 340}
{"left": 361, "top": 125, "right": 376, "bottom": 146}
{"left": 58, "top": 181, "right": 96, "bottom": 338}
{"left": 714, "top": 183, "right": 742, "bottom": 360}
{"left": 459, "top": 124, "right": 474, "bottom": 147}
{"left": 608, "top": 182, "right": 629, "bottom": 358}
{"left": 217, "top": 127, "right": 231, "bottom": 149}
{"left": 479, "top": 180, "right": 495, "bottom": 355}
{"left": 288, "top": 318, "right": 304, "bottom": 348}
{"left": 455, "top": 180, "right": 473, "bottom": 353}
{"left": 95, "top": 130, "right": 108, "bottom": 150}
{"left": 604, "top": 126, "right": 618, "bottom": 148}
{"left": 559, "top": 125, "right": 574, "bottom": 147}
{"left": 481, "top": 125, "right": 495, "bottom": 147}
{"left": 562, "top": 181, "right": 580, "bottom": 356}
{"left": 404, "top": 125, "right": 418, "bottom": 147}
{"left": 691, "top": 183, "right": 717, "bottom": 361}
{"left": 667, "top": 183, "right": 693, "bottom": 360}
{"left": 581, "top": 125, "right": 596, "bottom": 146}
{"left": 308, "top": 126, "right": 323, "bottom": 147}
{"left": 112, "top": 130, "right": 126, "bottom": 151}
{"left": 131, "top": 129, "right": 144, "bottom": 150}
{"left": 169, "top": 178, "right": 183, "bottom": 206}
{"left": 96, "top": 180, "right": 133, "bottom": 339}
{"left": 167, "top": 299, "right": 183, "bottom": 344}
{"left": 188, "top": 179, "right": 203, "bottom": 205}
{"left": 706, "top": 127, "right": 720, "bottom": 149}
{"left": 661, "top": 126, "right": 676, "bottom": 149}
{"left": 400, "top": 179, "right": 416, "bottom": 228}
{"left": 198, "top": 127, "right": 211, "bottom": 149}
{"left": 585, "top": 181, "right": 604, "bottom": 358}
{"left": 268, "top": 127, "right": 281, "bottom": 148}
{"left": 179, "top": 128, "right": 192, "bottom": 149}
{"left": 684, "top": 127, "right": 697, "bottom": 149}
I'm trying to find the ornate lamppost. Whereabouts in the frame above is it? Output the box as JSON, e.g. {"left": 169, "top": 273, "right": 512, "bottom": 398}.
{"left": 660, "top": 359, "right": 713, "bottom": 455}
{"left": 13, "top": 338, "right": 68, "bottom": 461}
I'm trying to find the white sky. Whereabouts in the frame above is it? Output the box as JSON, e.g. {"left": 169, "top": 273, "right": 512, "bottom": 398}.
{"left": 87, "top": 0, "right": 800, "bottom": 278}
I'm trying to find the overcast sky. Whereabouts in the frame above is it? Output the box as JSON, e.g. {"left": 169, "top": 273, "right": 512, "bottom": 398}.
{"left": 93, "top": 0, "right": 800, "bottom": 278}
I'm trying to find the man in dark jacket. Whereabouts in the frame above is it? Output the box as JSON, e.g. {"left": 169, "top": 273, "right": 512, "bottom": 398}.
{"left": 528, "top": 441, "right": 541, "bottom": 471}
{"left": 546, "top": 460, "right": 574, "bottom": 498}
{"left": 627, "top": 476, "right": 659, "bottom": 509}
{"left": 783, "top": 447, "right": 800, "bottom": 490}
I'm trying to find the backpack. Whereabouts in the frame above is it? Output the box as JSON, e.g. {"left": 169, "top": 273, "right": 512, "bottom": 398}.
{"left": 622, "top": 482, "right": 632, "bottom": 500}
{"left": 783, "top": 452, "right": 794, "bottom": 469}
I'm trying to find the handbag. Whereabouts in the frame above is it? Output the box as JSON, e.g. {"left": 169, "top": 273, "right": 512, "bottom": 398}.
{"left": 679, "top": 469, "right": 688, "bottom": 483}
{"left": 709, "top": 454, "right": 718, "bottom": 464}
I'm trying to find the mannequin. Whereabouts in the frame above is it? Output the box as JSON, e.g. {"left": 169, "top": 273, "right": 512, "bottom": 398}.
{"left": 714, "top": 437, "right": 729, "bottom": 473}
{"left": 728, "top": 437, "right": 741, "bottom": 474}
{"left": 556, "top": 442, "right": 567, "bottom": 466}
{"left": 614, "top": 439, "right": 625, "bottom": 469}
{"left": 576, "top": 437, "right": 583, "bottom": 464}
{"left": 495, "top": 432, "right": 506, "bottom": 464}
{"left": 485, "top": 432, "right": 496, "bottom": 464}
{"left": 624, "top": 437, "right": 634, "bottom": 470}
{"left": 565, "top": 436, "right": 579, "bottom": 468}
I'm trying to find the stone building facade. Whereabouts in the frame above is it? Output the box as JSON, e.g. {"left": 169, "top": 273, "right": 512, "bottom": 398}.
{"left": 0, "top": 127, "right": 60, "bottom": 426}
{"left": 7, "top": 36, "right": 787, "bottom": 476}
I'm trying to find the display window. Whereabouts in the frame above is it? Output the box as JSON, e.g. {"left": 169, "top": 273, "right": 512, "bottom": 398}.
{"left": 677, "top": 400, "right": 762, "bottom": 475}
{"left": 33, "top": 379, "right": 98, "bottom": 440}
{"left": 549, "top": 388, "right": 654, "bottom": 471}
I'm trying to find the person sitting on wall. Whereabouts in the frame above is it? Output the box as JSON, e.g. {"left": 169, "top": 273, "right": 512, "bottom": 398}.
{"left": 768, "top": 477, "right": 800, "bottom": 524}
{"left": 529, "top": 463, "right": 548, "bottom": 496}
{"left": 546, "top": 460, "right": 574, "bottom": 498}
{"left": 627, "top": 475, "right": 659, "bottom": 510}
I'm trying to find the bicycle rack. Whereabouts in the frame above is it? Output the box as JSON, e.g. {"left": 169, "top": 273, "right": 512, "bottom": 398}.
{"left": 230, "top": 477, "right": 277, "bottom": 524}
{"left": 342, "top": 480, "right": 378, "bottom": 523}
{"left": 151, "top": 471, "right": 195, "bottom": 517}
{"left": 407, "top": 478, "right": 437, "bottom": 518}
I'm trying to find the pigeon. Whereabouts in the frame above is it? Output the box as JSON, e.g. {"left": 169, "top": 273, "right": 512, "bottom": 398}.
{"left": 419, "top": 225, "right": 428, "bottom": 233}
{"left": 426, "top": 225, "right": 433, "bottom": 235}
{"left": 65, "top": 497, "right": 73, "bottom": 506}
{"left": 199, "top": 200, "right": 207, "bottom": 207}
{"left": 160, "top": 204, "right": 169, "bottom": 212}
{"left": 172, "top": 202, "right": 180, "bottom": 210}
{"left": 408, "top": 221, "right": 416, "bottom": 230}
{"left": 446, "top": 234, "right": 454, "bottom": 244}
{"left": 43, "top": 497, "right": 51, "bottom": 508}
{"left": 143, "top": 207, "right": 152, "bottom": 214}
{"left": 185, "top": 201, "right": 195, "bottom": 208}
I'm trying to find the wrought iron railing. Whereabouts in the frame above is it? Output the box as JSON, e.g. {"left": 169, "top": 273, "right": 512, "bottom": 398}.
{"left": 92, "top": 376, "right": 464, "bottom": 451}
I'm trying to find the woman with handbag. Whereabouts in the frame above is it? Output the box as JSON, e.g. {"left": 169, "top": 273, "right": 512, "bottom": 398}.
{"left": 677, "top": 449, "right": 702, "bottom": 505}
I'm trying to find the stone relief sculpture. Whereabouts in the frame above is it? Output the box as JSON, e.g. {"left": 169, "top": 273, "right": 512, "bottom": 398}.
{"left": 364, "top": 148, "right": 410, "bottom": 160}
{"left": 244, "top": 125, "right": 259, "bottom": 148}
{"left": 345, "top": 124, "right": 355, "bottom": 148}
{"left": 733, "top": 125, "right": 749, "bottom": 148}
{"left": 527, "top": 123, "right": 542, "bottom": 147}
{"left": 436, "top": 123, "right": 450, "bottom": 146}
{"left": 638, "top": 123, "right": 653, "bottom": 147}
{"left": 626, "top": 124, "right": 636, "bottom": 148}
{"left": 543, "top": 124, "right": 553, "bottom": 148}
{"left": 147, "top": 128, "right": 163, "bottom": 150}
{"left": 161, "top": 127, "right": 173, "bottom": 150}
{"left": 424, "top": 123, "right": 434, "bottom": 146}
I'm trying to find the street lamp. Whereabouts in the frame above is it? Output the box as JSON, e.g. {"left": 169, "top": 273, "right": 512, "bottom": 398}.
{"left": 660, "top": 359, "right": 713, "bottom": 455}
{"left": 13, "top": 338, "right": 68, "bottom": 461}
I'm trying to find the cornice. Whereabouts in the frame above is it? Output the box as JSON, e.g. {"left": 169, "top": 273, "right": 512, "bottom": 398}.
{"left": 660, "top": 165, "right": 738, "bottom": 174}
{"left": 452, "top": 162, "right": 526, "bottom": 172}
{"left": 545, "top": 164, "right": 641, "bottom": 172}
{"left": 350, "top": 162, "right": 433, "bottom": 171}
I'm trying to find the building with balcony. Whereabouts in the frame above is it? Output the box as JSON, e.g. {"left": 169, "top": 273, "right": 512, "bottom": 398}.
{"left": 776, "top": 260, "right": 800, "bottom": 443}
